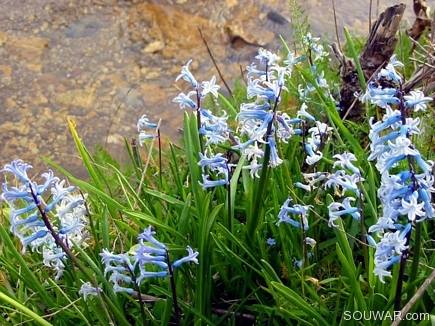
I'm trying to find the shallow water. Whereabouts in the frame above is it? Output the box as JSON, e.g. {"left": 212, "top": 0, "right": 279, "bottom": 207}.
{"left": 0, "top": 0, "right": 416, "bottom": 178}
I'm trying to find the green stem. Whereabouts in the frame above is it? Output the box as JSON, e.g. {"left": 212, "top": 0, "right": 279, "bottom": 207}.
{"left": 248, "top": 145, "right": 271, "bottom": 242}
{"left": 166, "top": 249, "right": 181, "bottom": 326}
{"left": 127, "top": 266, "right": 148, "bottom": 326}
{"left": 407, "top": 222, "right": 422, "bottom": 299}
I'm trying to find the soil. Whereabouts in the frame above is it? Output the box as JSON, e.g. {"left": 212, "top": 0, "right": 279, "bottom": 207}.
{"left": 0, "top": 0, "right": 415, "bottom": 179}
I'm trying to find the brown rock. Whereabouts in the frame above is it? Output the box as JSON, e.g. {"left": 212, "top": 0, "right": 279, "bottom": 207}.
{"left": 129, "top": 3, "right": 223, "bottom": 61}
{"left": 55, "top": 88, "right": 96, "bottom": 109}
{"left": 5, "top": 35, "right": 49, "bottom": 65}
{"left": 2, "top": 122, "right": 30, "bottom": 136}
{"left": 143, "top": 40, "right": 165, "bottom": 54}
{"left": 0, "top": 65, "right": 13, "bottom": 76}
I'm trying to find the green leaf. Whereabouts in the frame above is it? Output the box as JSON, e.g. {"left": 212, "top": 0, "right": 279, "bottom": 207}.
{"left": 0, "top": 292, "right": 53, "bottom": 326}
{"left": 271, "top": 282, "right": 330, "bottom": 326}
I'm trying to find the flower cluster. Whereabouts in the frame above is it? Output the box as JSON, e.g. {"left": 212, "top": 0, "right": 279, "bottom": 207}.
{"left": 276, "top": 198, "right": 311, "bottom": 231}
{"left": 87, "top": 226, "right": 199, "bottom": 296}
{"left": 234, "top": 48, "right": 303, "bottom": 173}
{"left": 0, "top": 160, "right": 89, "bottom": 280}
{"left": 137, "top": 114, "right": 158, "bottom": 145}
{"left": 324, "top": 152, "right": 364, "bottom": 227}
{"left": 276, "top": 198, "right": 315, "bottom": 269}
{"left": 173, "top": 60, "right": 230, "bottom": 146}
{"left": 197, "top": 152, "right": 233, "bottom": 189}
{"left": 361, "top": 55, "right": 434, "bottom": 282}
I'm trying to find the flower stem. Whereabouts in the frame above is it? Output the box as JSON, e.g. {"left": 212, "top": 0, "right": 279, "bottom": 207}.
{"left": 166, "top": 249, "right": 181, "bottom": 326}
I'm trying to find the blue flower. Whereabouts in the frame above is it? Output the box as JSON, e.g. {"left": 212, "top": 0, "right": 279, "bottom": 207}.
{"left": 246, "top": 78, "right": 276, "bottom": 101}
{"left": 332, "top": 152, "right": 360, "bottom": 175}
{"left": 297, "top": 103, "right": 316, "bottom": 122}
{"left": 172, "top": 91, "right": 197, "bottom": 109}
{"left": 266, "top": 238, "right": 276, "bottom": 246}
{"left": 1, "top": 160, "right": 33, "bottom": 183}
{"left": 139, "top": 130, "right": 156, "bottom": 145}
{"left": 404, "top": 90, "right": 433, "bottom": 112}
{"left": 78, "top": 282, "right": 102, "bottom": 301}
{"left": 175, "top": 59, "right": 198, "bottom": 88}
{"left": 267, "top": 137, "right": 283, "bottom": 167}
{"left": 197, "top": 152, "right": 226, "bottom": 172}
{"left": 197, "top": 152, "right": 229, "bottom": 189}
{"left": 304, "top": 143, "right": 322, "bottom": 165}
{"left": 276, "top": 199, "right": 311, "bottom": 231}
{"left": 173, "top": 246, "right": 199, "bottom": 268}
{"left": 137, "top": 226, "right": 167, "bottom": 250}
{"left": 200, "top": 76, "right": 220, "bottom": 98}
{"left": 1, "top": 159, "right": 89, "bottom": 271}
{"left": 199, "top": 174, "right": 228, "bottom": 189}
{"left": 246, "top": 62, "right": 266, "bottom": 77}
{"left": 255, "top": 48, "right": 280, "bottom": 66}
{"left": 137, "top": 114, "right": 158, "bottom": 130}
{"left": 325, "top": 170, "right": 362, "bottom": 196}
{"left": 327, "top": 197, "right": 360, "bottom": 227}
{"left": 377, "top": 55, "right": 403, "bottom": 83}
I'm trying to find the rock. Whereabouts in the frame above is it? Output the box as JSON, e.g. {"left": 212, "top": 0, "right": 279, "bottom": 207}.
{"left": 2, "top": 122, "right": 30, "bottom": 135}
{"left": 0, "top": 65, "right": 12, "bottom": 76}
{"left": 55, "top": 88, "right": 96, "bottom": 109}
{"left": 65, "top": 16, "right": 103, "bottom": 38}
{"left": 129, "top": 3, "right": 223, "bottom": 61}
{"left": 143, "top": 40, "right": 165, "bottom": 53}
{"left": 225, "top": 7, "right": 275, "bottom": 47}
{"left": 5, "top": 35, "right": 49, "bottom": 64}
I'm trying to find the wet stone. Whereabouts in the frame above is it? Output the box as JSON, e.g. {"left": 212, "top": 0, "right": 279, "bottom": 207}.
{"left": 65, "top": 16, "right": 103, "bottom": 38}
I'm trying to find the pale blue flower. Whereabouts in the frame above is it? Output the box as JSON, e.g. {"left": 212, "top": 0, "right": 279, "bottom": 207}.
{"left": 398, "top": 191, "right": 425, "bottom": 222}
{"left": 243, "top": 143, "right": 264, "bottom": 161}
{"left": 79, "top": 282, "right": 102, "bottom": 301}
{"left": 200, "top": 76, "right": 220, "bottom": 98}
{"left": 284, "top": 52, "right": 305, "bottom": 67}
{"left": 138, "top": 226, "right": 167, "bottom": 250}
{"left": 175, "top": 59, "right": 198, "bottom": 88}
{"left": 374, "top": 255, "right": 401, "bottom": 283}
{"left": 404, "top": 90, "right": 432, "bottom": 112}
{"left": 109, "top": 271, "right": 134, "bottom": 294}
{"left": 247, "top": 62, "right": 266, "bottom": 77}
{"left": 172, "top": 91, "right": 197, "bottom": 109}
{"left": 378, "top": 64, "right": 402, "bottom": 83}
{"left": 297, "top": 103, "right": 316, "bottom": 122}
{"left": 1, "top": 160, "right": 33, "bottom": 183}
{"left": 266, "top": 238, "right": 276, "bottom": 246}
{"left": 304, "top": 143, "right": 323, "bottom": 165}
{"left": 294, "top": 182, "right": 315, "bottom": 191}
{"left": 332, "top": 152, "right": 360, "bottom": 174}
{"left": 199, "top": 174, "right": 228, "bottom": 189}
{"left": 173, "top": 246, "right": 199, "bottom": 267}
{"left": 267, "top": 136, "right": 283, "bottom": 167}
{"left": 139, "top": 130, "right": 156, "bottom": 145}
{"left": 242, "top": 159, "right": 262, "bottom": 178}
{"left": 328, "top": 197, "right": 360, "bottom": 227}
{"left": 21, "top": 229, "right": 49, "bottom": 249}
{"left": 255, "top": 48, "right": 280, "bottom": 66}
{"left": 137, "top": 114, "right": 158, "bottom": 130}
{"left": 246, "top": 78, "right": 276, "bottom": 101}
{"left": 276, "top": 199, "right": 310, "bottom": 231}
{"left": 1, "top": 160, "right": 89, "bottom": 258}
{"left": 325, "top": 170, "right": 362, "bottom": 196}
{"left": 136, "top": 271, "right": 169, "bottom": 284}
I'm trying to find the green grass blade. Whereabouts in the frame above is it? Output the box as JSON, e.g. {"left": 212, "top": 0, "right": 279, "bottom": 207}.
{"left": 0, "top": 292, "right": 53, "bottom": 326}
{"left": 271, "top": 282, "right": 330, "bottom": 326}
